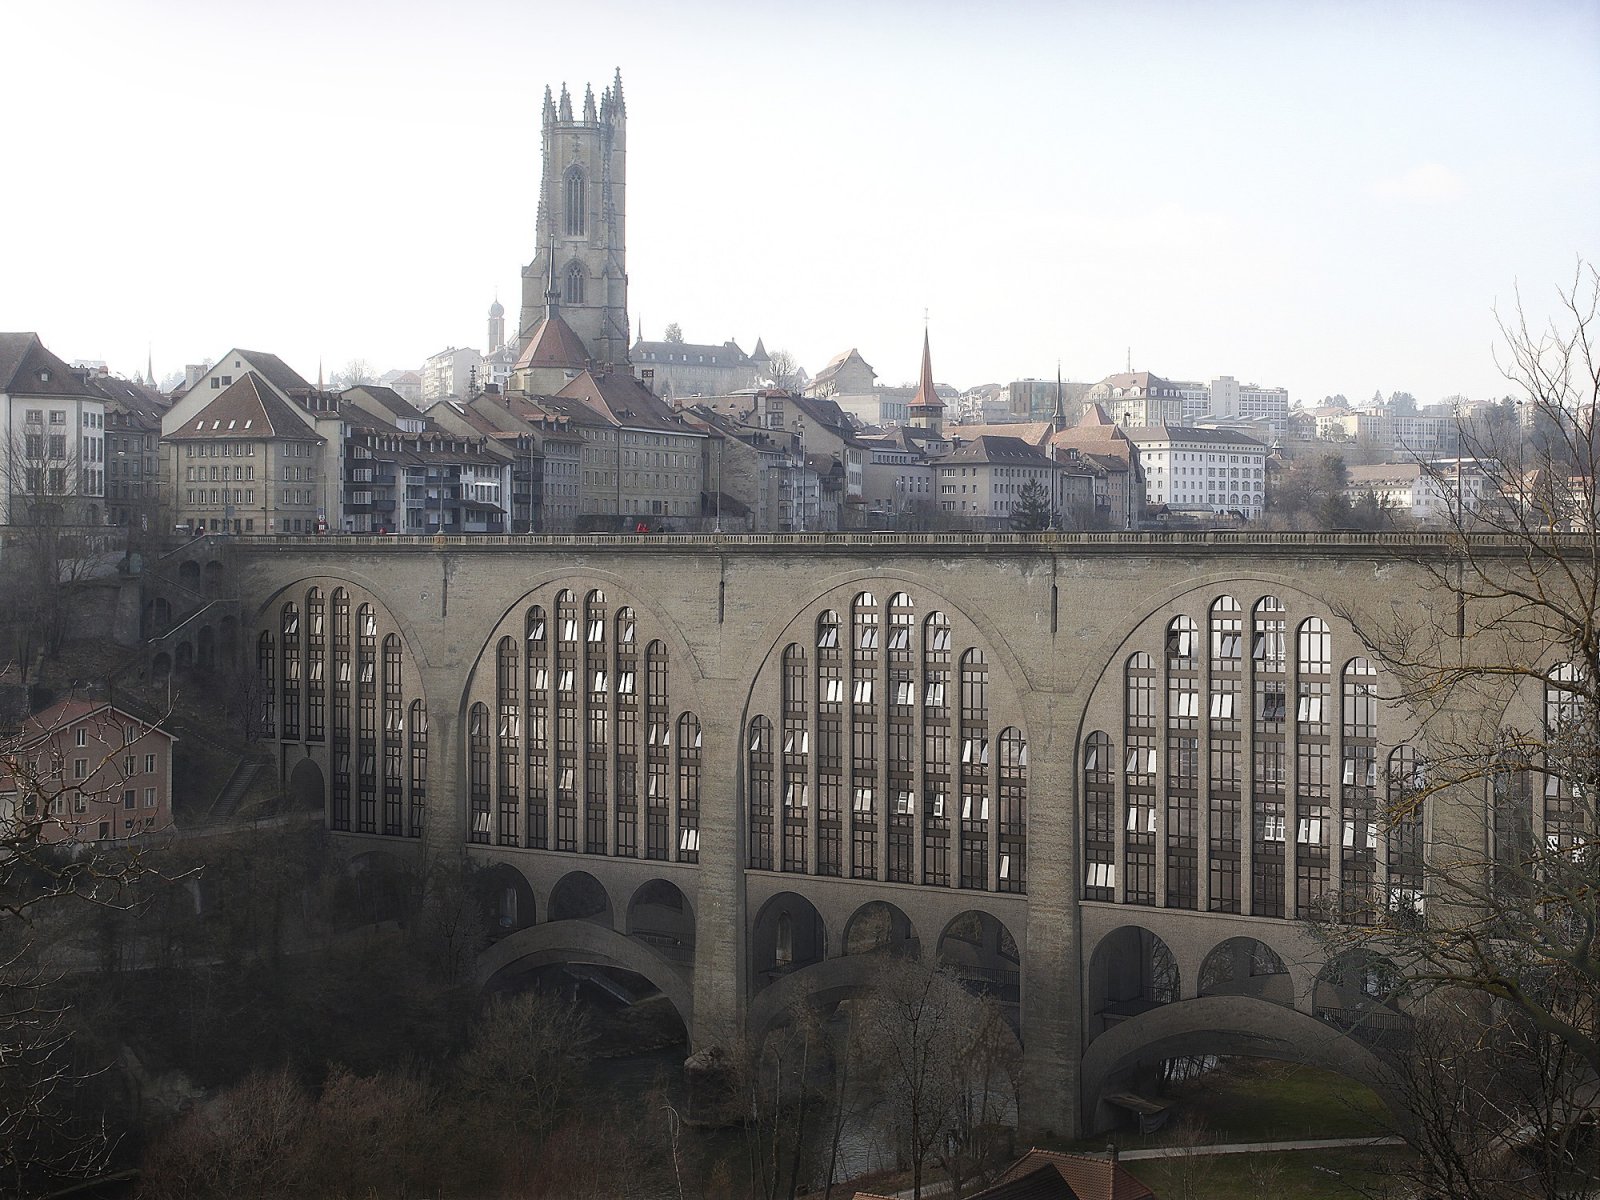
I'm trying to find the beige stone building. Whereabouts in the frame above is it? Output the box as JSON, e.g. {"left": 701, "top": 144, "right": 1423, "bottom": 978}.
{"left": 165, "top": 373, "right": 325, "bottom": 534}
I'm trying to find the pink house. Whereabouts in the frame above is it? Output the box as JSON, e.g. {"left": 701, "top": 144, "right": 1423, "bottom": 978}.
{"left": 0, "top": 699, "right": 177, "bottom": 843}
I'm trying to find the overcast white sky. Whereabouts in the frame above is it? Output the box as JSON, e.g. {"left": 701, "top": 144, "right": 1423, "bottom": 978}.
{"left": 4, "top": 0, "right": 1597, "bottom": 403}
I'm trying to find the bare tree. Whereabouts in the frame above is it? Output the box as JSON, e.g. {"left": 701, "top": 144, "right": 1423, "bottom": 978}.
{"left": 0, "top": 705, "right": 176, "bottom": 1197}
{"left": 851, "top": 958, "right": 1016, "bottom": 1200}
{"left": 1320, "top": 260, "right": 1600, "bottom": 1197}
{"left": 765, "top": 349, "right": 801, "bottom": 391}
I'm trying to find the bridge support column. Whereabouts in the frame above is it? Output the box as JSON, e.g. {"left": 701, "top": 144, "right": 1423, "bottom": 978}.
{"left": 420, "top": 667, "right": 463, "bottom": 855}
{"left": 1016, "top": 696, "right": 1082, "bottom": 1140}
{"left": 690, "top": 706, "right": 744, "bottom": 1053}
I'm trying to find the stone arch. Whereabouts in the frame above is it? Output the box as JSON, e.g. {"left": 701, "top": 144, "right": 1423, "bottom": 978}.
{"left": 340, "top": 847, "right": 414, "bottom": 926}
{"left": 1085, "top": 925, "right": 1178, "bottom": 1041}
{"left": 147, "top": 596, "right": 172, "bottom": 633}
{"left": 197, "top": 624, "right": 215, "bottom": 670}
{"left": 750, "top": 891, "right": 826, "bottom": 994}
{"left": 477, "top": 861, "right": 536, "bottom": 934}
{"left": 548, "top": 869, "right": 613, "bottom": 926}
{"left": 626, "top": 879, "right": 696, "bottom": 965}
{"left": 203, "top": 559, "right": 224, "bottom": 595}
{"left": 1313, "top": 949, "right": 1410, "bottom": 1046}
{"left": 476, "top": 921, "right": 693, "bottom": 1035}
{"left": 178, "top": 559, "right": 200, "bottom": 587}
{"left": 1078, "top": 994, "right": 1409, "bottom": 1136}
{"left": 174, "top": 640, "right": 193, "bottom": 672}
{"left": 935, "top": 909, "right": 1020, "bottom": 1002}
{"left": 288, "top": 756, "right": 325, "bottom": 811}
{"left": 841, "top": 899, "right": 919, "bottom": 959}
{"left": 151, "top": 651, "right": 172, "bottom": 680}
{"left": 1197, "top": 936, "right": 1292, "bottom": 1007}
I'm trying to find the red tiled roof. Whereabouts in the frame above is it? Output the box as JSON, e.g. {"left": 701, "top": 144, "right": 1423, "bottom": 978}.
{"left": 166, "top": 373, "right": 319, "bottom": 441}
{"left": 988, "top": 1148, "right": 1156, "bottom": 1200}
{"left": 515, "top": 313, "right": 591, "bottom": 371}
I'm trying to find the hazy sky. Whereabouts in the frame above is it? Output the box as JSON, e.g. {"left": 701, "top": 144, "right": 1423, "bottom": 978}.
{"left": 4, "top": 0, "right": 1597, "bottom": 404}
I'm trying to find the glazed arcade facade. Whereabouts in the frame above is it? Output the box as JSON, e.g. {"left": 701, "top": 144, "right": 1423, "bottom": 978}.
{"left": 229, "top": 532, "right": 1574, "bottom": 1138}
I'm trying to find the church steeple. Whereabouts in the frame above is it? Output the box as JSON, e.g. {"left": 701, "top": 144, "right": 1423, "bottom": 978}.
{"left": 908, "top": 328, "right": 944, "bottom": 436}
{"left": 518, "top": 72, "right": 630, "bottom": 368}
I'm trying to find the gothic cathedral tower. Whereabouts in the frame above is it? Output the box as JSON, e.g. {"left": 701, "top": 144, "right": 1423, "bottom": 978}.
{"left": 517, "top": 71, "right": 628, "bottom": 367}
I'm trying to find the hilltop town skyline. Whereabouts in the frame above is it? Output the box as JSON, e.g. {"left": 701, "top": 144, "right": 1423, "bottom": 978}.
{"left": 5, "top": 0, "right": 1598, "bottom": 403}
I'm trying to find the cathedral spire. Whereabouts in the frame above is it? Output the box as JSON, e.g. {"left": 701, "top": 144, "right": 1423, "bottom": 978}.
{"left": 1052, "top": 362, "right": 1066, "bottom": 430}
{"left": 583, "top": 83, "right": 597, "bottom": 123}
{"left": 558, "top": 82, "right": 572, "bottom": 122}
{"left": 612, "top": 68, "right": 625, "bottom": 115}
{"left": 542, "top": 84, "right": 555, "bottom": 126}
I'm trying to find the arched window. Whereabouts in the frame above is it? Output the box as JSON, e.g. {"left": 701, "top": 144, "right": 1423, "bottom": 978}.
{"left": 1209, "top": 596, "right": 1243, "bottom": 913}
{"left": 355, "top": 605, "right": 377, "bottom": 834}
{"left": 677, "top": 712, "right": 701, "bottom": 862}
{"left": 645, "top": 640, "right": 670, "bottom": 860}
{"left": 958, "top": 649, "right": 989, "bottom": 890}
{"left": 256, "top": 630, "right": 275, "bottom": 739}
{"left": 584, "top": 591, "right": 609, "bottom": 855}
{"left": 1387, "top": 746, "right": 1423, "bottom": 916}
{"left": 816, "top": 612, "right": 844, "bottom": 876}
{"left": 497, "top": 636, "right": 521, "bottom": 846}
{"left": 1083, "top": 731, "right": 1115, "bottom": 900}
{"left": 614, "top": 607, "right": 639, "bottom": 859}
{"left": 554, "top": 592, "right": 579, "bottom": 851}
{"left": 1340, "top": 657, "right": 1379, "bottom": 922}
{"left": 564, "top": 167, "right": 585, "bottom": 236}
{"left": 850, "top": 593, "right": 879, "bottom": 880}
{"left": 525, "top": 605, "right": 549, "bottom": 850}
{"left": 280, "top": 602, "right": 301, "bottom": 742}
{"left": 1544, "top": 663, "right": 1583, "bottom": 854}
{"left": 1252, "top": 597, "right": 1288, "bottom": 917}
{"left": 923, "top": 612, "right": 952, "bottom": 886}
{"left": 1122, "top": 652, "right": 1156, "bottom": 905}
{"left": 565, "top": 263, "right": 585, "bottom": 305}
{"left": 468, "top": 702, "right": 491, "bottom": 844}
{"left": 1166, "top": 617, "right": 1200, "bottom": 909}
{"left": 997, "top": 727, "right": 1026, "bottom": 893}
{"left": 305, "top": 589, "right": 325, "bottom": 742}
{"left": 885, "top": 592, "right": 916, "bottom": 883}
{"left": 408, "top": 700, "right": 427, "bottom": 836}
{"left": 781, "top": 644, "right": 809, "bottom": 872}
{"left": 1295, "top": 617, "right": 1333, "bottom": 913}
{"left": 748, "top": 716, "right": 775, "bottom": 870}
{"left": 382, "top": 633, "right": 404, "bottom": 836}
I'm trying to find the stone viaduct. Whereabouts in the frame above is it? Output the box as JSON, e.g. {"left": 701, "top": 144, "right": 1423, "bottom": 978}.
{"left": 210, "top": 530, "right": 1546, "bottom": 1138}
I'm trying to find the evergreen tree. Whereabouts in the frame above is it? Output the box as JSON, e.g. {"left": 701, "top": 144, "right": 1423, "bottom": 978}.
{"left": 1010, "top": 477, "right": 1053, "bottom": 532}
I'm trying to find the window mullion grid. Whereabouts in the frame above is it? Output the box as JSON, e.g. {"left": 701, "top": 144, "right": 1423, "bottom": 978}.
{"left": 1284, "top": 649, "right": 1301, "bottom": 921}
{"left": 1241, "top": 644, "right": 1258, "bottom": 916}
{"left": 1197, "top": 652, "right": 1213, "bottom": 913}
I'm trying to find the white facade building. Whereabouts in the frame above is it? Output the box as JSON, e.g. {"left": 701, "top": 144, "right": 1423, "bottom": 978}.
{"left": 1125, "top": 424, "right": 1268, "bottom": 518}
{"left": 421, "top": 346, "right": 484, "bottom": 402}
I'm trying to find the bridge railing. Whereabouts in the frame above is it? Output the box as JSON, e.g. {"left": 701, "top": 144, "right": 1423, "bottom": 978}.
{"left": 224, "top": 529, "right": 1591, "bottom": 556}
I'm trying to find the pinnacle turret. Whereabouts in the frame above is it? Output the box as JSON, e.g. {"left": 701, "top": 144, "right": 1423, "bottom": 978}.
{"left": 583, "top": 83, "right": 597, "bottom": 122}
{"left": 612, "top": 68, "right": 625, "bottom": 115}
{"left": 558, "top": 83, "right": 572, "bottom": 122}
{"left": 542, "top": 84, "right": 555, "bottom": 125}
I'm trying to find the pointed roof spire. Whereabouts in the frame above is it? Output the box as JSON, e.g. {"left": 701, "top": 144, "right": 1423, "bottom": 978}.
{"left": 909, "top": 329, "right": 943, "bottom": 411}
{"left": 317, "top": 357, "right": 324, "bottom": 391}
{"left": 542, "top": 84, "right": 555, "bottom": 124}
{"left": 544, "top": 234, "right": 560, "bottom": 316}
{"left": 147, "top": 342, "right": 155, "bottom": 390}
{"left": 612, "top": 67, "right": 625, "bottom": 113}
{"left": 558, "top": 82, "right": 572, "bottom": 122}
{"left": 583, "top": 82, "right": 597, "bottom": 122}
{"left": 1052, "top": 362, "right": 1066, "bottom": 426}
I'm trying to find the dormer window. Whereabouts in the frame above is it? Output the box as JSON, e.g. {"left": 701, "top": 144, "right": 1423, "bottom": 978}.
{"left": 39, "top": 370, "right": 50, "bottom": 382}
